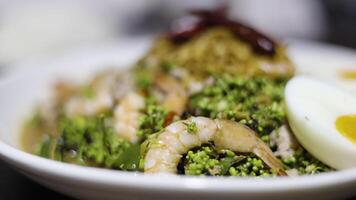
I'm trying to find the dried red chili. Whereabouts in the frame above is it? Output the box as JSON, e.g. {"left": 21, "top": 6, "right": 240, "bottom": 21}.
{"left": 167, "top": 5, "right": 276, "bottom": 56}
{"left": 163, "top": 111, "right": 177, "bottom": 127}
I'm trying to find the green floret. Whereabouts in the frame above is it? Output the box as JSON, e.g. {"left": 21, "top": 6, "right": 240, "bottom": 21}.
{"left": 36, "top": 135, "right": 59, "bottom": 160}
{"left": 104, "top": 134, "right": 141, "bottom": 170}
{"left": 182, "top": 145, "right": 276, "bottom": 176}
{"left": 25, "top": 109, "right": 45, "bottom": 129}
{"left": 37, "top": 116, "right": 141, "bottom": 170}
{"left": 184, "top": 146, "right": 220, "bottom": 175}
{"left": 184, "top": 75, "right": 287, "bottom": 176}
{"left": 228, "top": 157, "right": 276, "bottom": 177}
{"left": 135, "top": 69, "right": 153, "bottom": 90}
{"left": 188, "top": 74, "right": 287, "bottom": 138}
{"left": 137, "top": 100, "right": 168, "bottom": 140}
{"left": 81, "top": 86, "right": 96, "bottom": 99}
{"left": 185, "top": 121, "right": 198, "bottom": 134}
{"left": 282, "top": 148, "right": 332, "bottom": 175}
{"left": 160, "top": 62, "right": 176, "bottom": 73}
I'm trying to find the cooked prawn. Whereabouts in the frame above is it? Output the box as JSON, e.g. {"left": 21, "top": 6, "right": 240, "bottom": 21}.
{"left": 113, "top": 73, "right": 185, "bottom": 143}
{"left": 114, "top": 92, "right": 145, "bottom": 143}
{"left": 65, "top": 89, "right": 113, "bottom": 117}
{"left": 144, "top": 116, "right": 287, "bottom": 176}
{"left": 63, "top": 69, "right": 131, "bottom": 117}
{"left": 154, "top": 73, "right": 187, "bottom": 115}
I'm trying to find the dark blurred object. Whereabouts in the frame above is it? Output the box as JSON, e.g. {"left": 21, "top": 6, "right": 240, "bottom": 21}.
{"left": 323, "top": 0, "right": 356, "bottom": 48}
{"left": 0, "top": 160, "right": 73, "bottom": 200}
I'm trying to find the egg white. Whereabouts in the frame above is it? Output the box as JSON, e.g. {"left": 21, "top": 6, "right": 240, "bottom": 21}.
{"left": 285, "top": 76, "right": 356, "bottom": 170}
{"left": 292, "top": 45, "right": 356, "bottom": 95}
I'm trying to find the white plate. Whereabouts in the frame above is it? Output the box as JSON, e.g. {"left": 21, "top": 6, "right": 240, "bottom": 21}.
{"left": 0, "top": 38, "right": 356, "bottom": 200}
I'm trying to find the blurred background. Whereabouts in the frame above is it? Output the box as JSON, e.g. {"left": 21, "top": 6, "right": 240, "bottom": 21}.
{"left": 0, "top": 0, "right": 355, "bottom": 73}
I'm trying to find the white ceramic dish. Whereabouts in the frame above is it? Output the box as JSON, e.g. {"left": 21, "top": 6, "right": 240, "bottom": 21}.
{"left": 0, "top": 38, "right": 356, "bottom": 200}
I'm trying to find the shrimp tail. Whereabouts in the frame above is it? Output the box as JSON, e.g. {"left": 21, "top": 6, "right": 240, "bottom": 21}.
{"left": 253, "top": 145, "right": 288, "bottom": 176}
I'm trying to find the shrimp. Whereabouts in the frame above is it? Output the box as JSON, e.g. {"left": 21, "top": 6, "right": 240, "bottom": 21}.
{"left": 65, "top": 89, "right": 113, "bottom": 117}
{"left": 270, "top": 125, "right": 299, "bottom": 160}
{"left": 114, "top": 92, "right": 145, "bottom": 143}
{"left": 63, "top": 70, "right": 127, "bottom": 117}
{"left": 113, "top": 73, "right": 185, "bottom": 143}
{"left": 144, "top": 116, "right": 287, "bottom": 176}
{"left": 154, "top": 73, "right": 187, "bottom": 115}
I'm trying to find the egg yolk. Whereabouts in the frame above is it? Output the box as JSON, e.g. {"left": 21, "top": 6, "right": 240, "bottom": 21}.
{"left": 336, "top": 115, "right": 356, "bottom": 143}
{"left": 340, "top": 70, "right": 356, "bottom": 80}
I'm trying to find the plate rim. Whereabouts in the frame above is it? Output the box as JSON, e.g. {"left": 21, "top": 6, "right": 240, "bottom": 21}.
{"left": 1, "top": 38, "right": 356, "bottom": 194}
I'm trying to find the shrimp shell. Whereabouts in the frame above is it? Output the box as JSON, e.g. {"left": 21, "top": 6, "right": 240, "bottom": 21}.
{"left": 144, "top": 116, "right": 287, "bottom": 176}
{"left": 154, "top": 73, "right": 187, "bottom": 115}
{"left": 114, "top": 92, "right": 145, "bottom": 143}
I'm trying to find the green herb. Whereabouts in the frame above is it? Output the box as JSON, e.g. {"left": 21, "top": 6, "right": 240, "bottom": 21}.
{"left": 161, "top": 62, "right": 176, "bottom": 73}
{"left": 81, "top": 86, "right": 96, "bottom": 99}
{"left": 135, "top": 69, "right": 153, "bottom": 90}
{"left": 228, "top": 156, "right": 276, "bottom": 177}
{"left": 37, "top": 116, "right": 141, "bottom": 171}
{"left": 282, "top": 148, "right": 332, "bottom": 175}
{"left": 184, "top": 146, "right": 219, "bottom": 175}
{"left": 188, "top": 74, "right": 287, "bottom": 138}
{"left": 25, "top": 109, "right": 44, "bottom": 129}
{"left": 36, "top": 135, "right": 59, "bottom": 159}
{"left": 137, "top": 104, "right": 168, "bottom": 140}
{"left": 185, "top": 121, "right": 198, "bottom": 134}
{"left": 183, "top": 145, "right": 276, "bottom": 176}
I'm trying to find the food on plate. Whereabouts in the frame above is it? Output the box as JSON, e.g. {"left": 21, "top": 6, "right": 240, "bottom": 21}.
{"left": 285, "top": 76, "right": 356, "bottom": 170}
{"left": 22, "top": 6, "right": 336, "bottom": 177}
{"left": 143, "top": 117, "right": 287, "bottom": 176}
{"left": 339, "top": 69, "right": 356, "bottom": 80}
{"left": 142, "top": 6, "right": 294, "bottom": 79}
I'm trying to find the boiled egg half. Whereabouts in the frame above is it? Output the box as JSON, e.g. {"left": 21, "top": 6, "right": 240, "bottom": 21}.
{"left": 285, "top": 76, "right": 356, "bottom": 170}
